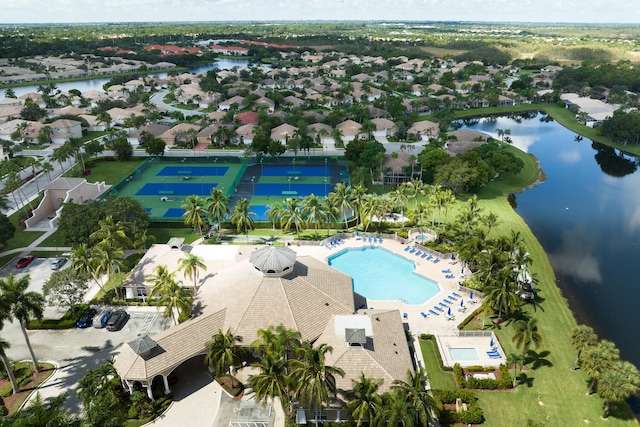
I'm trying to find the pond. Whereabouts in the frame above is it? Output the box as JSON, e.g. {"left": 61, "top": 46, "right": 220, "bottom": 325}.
{"left": 462, "top": 112, "right": 640, "bottom": 368}
{"left": 0, "top": 57, "right": 259, "bottom": 99}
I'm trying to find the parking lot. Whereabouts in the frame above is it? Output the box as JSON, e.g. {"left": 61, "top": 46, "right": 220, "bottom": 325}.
{"left": 1, "top": 254, "right": 173, "bottom": 413}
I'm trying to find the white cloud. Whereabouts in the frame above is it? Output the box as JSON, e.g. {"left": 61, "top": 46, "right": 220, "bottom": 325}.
{"left": 557, "top": 150, "right": 581, "bottom": 164}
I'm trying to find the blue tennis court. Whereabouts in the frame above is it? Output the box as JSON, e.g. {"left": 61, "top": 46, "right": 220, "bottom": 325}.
{"left": 157, "top": 166, "right": 229, "bottom": 176}
{"left": 136, "top": 183, "right": 218, "bottom": 196}
{"left": 163, "top": 208, "right": 186, "bottom": 218}
{"left": 251, "top": 205, "right": 270, "bottom": 221}
{"left": 262, "top": 165, "right": 328, "bottom": 177}
{"left": 254, "top": 183, "right": 326, "bottom": 197}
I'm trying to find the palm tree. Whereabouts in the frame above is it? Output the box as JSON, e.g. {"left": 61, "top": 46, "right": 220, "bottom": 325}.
{"left": 376, "top": 391, "right": 415, "bottom": 427}
{"left": 41, "top": 161, "right": 54, "bottom": 183}
{"left": 181, "top": 195, "right": 207, "bottom": 234}
{"left": 281, "top": 198, "right": 306, "bottom": 240}
{"left": 506, "top": 352, "right": 526, "bottom": 387}
{"left": 512, "top": 316, "right": 543, "bottom": 361}
{"left": 598, "top": 361, "right": 640, "bottom": 419}
{"left": 274, "top": 324, "right": 302, "bottom": 365}
{"left": 0, "top": 274, "right": 45, "bottom": 372}
{"left": 92, "top": 242, "right": 125, "bottom": 296}
{"left": 323, "top": 196, "right": 340, "bottom": 237}
{"left": 133, "top": 229, "right": 156, "bottom": 254}
{"left": 290, "top": 342, "right": 345, "bottom": 426}
{"left": 344, "top": 373, "right": 383, "bottom": 427}
{"left": 582, "top": 340, "right": 620, "bottom": 394}
{"left": 205, "top": 328, "right": 244, "bottom": 377}
{"left": 90, "top": 215, "right": 132, "bottom": 249}
{"left": 0, "top": 337, "right": 19, "bottom": 394}
{"left": 389, "top": 187, "right": 408, "bottom": 231}
{"left": 148, "top": 265, "right": 192, "bottom": 324}
{"left": 178, "top": 252, "right": 206, "bottom": 296}
{"left": 391, "top": 368, "right": 438, "bottom": 426}
{"left": 71, "top": 243, "right": 106, "bottom": 294}
{"left": 302, "top": 194, "right": 326, "bottom": 240}
{"left": 329, "top": 183, "right": 352, "bottom": 231}
{"left": 265, "top": 202, "right": 284, "bottom": 230}
{"left": 9, "top": 392, "right": 80, "bottom": 426}
{"left": 248, "top": 352, "right": 290, "bottom": 409}
{"left": 410, "top": 201, "right": 431, "bottom": 237}
{"left": 205, "top": 187, "right": 230, "bottom": 233}
{"left": 484, "top": 275, "right": 521, "bottom": 322}
{"left": 51, "top": 144, "right": 72, "bottom": 173}
{"left": 570, "top": 325, "right": 598, "bottom": 371}
{"left": 350, "top": 183, "right": 367, "bottom": 228}
{"left": 230, "top": 198, "right": 256, "bottom": 242}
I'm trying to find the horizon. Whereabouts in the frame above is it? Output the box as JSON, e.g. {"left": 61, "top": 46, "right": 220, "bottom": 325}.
{"left": 2, "top": 0, "right": 639, "bottom": 26}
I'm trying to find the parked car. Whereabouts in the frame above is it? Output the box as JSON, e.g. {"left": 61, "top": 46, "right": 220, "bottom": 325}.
{"left": 50, "top": 257, "right": 67, "bottom": 270}
{"left": 106, "top": 310, "right": 129, "bottom": 331}
{"left": 16, "top": 255, "right": 35, "bottom": 268}
{"left": 94, "top": 310, "right": 112, "bottom": 329}
{"left": 76, "top": 308, "right": 98, "bottom": 328}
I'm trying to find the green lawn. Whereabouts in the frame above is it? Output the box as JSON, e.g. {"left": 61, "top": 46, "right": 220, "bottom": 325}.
{"left": 84, "top": 159, "right": 144, "bottom": 185}
{"left": 148, "top": 227, "right": 201, "bottom": 245}
{"left": 419, "top": 339, "right": 457, "bottom": 390}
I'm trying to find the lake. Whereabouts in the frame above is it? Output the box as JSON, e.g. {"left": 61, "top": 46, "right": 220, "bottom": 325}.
{"left": 462, "top": 112, "right": 640, "bottom": 368}
{"left": 1, "top": 57, "right": 259, "bottom": 99}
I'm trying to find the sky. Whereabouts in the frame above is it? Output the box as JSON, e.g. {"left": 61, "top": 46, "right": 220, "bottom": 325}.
{"left": 1, "top": 0, "right": 638, "bottom": 24}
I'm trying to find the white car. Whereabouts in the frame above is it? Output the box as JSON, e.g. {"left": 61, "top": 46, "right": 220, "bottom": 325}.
{"left": 50, "top": 257, "right": 67, "bottom": 270}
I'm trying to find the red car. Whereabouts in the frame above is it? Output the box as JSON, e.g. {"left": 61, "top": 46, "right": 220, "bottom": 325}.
{"left": 16, "top": 255, "right": 35, "bottom": 268}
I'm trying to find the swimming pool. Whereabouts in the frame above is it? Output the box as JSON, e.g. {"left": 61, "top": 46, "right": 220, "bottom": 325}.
{"left": 448, "top": 348, "right": 480, "bottom": 362}
{"left": 327, "top": 247, "right": 440, "bottom": 305}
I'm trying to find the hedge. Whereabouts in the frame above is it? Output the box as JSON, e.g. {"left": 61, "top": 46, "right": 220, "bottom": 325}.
{"left": 432, "top": 389, "right": 485, "bottom": 425}
{"left": 454, "top": 363, "right": 513, "bottom": 390}
{"left": 27, "top": 303, "right": 90, "bottom": 330}
{"left": 419, "top": 334, "right": 453, "bottom": 371}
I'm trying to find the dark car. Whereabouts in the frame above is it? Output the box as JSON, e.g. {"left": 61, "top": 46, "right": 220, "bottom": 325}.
{"left": 94, "top": 310, "right": 112, "bottom": 329}
{"left": 106, "top": 310, "right": 129, "bottom": 331}
{"left": 76, "top": 308, "right": 98, "bottom": 328}
{"left": 16, "top": 255, "right": 35, "bottom": 269}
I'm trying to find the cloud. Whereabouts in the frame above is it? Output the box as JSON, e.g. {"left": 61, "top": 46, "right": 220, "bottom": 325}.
{"left": 557, "top": 150, "right": 581, "bottom": 164}
{"left": 549, "top": 227, "right": 602, "bottom": 284}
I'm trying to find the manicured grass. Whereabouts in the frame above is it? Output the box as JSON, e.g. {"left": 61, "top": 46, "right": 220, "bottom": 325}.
{"left": 419, "top": 339, "right": 457, "bottom": 390}
{"left": 148, "top": 227, "right": 201, "bottom": 245}
{"left": 37, "top": 230, "right": 65, "bottom": 248}
{"left": 84, "top": 159, "right": 144, "bottom": 185}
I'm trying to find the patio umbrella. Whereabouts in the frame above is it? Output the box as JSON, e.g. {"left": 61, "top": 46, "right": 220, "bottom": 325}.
{"left": 459, "top": 299, "right": 464, "bottom": 309}
{"left": 447, "top": 307, "right": 452, "bottom": 317}
{"left": 469, "top": 291, "right": 473, "bottom": 300}
{"left": 489, "top": 337, "right": 495, "bottom": 348}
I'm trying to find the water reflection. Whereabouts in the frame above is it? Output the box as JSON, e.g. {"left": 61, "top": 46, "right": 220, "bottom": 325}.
{"left": 462, "top": 112, "right": 640, "bottom": 367}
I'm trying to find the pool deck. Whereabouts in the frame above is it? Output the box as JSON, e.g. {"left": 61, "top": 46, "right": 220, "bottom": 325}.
{"left": 291, "top": 236, "right": 483, "bottom": 338}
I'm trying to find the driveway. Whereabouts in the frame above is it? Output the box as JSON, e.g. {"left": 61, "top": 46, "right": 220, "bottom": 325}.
{"left": 0, "top": 257, "right": 172, "bottom": 413}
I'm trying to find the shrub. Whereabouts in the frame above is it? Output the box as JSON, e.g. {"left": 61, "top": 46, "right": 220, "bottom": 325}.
{"left": 27, "top": 304, "right": 89, "bottom": 330}
{"left": 433, "top": 389, "right": 484, "bottom": 425}
{"left": 454, "top": 363, "right": 513, "bottom": 390}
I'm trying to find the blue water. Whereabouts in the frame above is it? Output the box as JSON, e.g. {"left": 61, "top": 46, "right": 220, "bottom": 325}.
{"left": 449, "top": 348, "right": 480, "bottom": 362}
{"left": 157, "top": 166, "right": 229, "bottom": 176}
{"left": 462, "top": 112, "right": 640, "bottom": 369}
{"left": 328, "top": 247, "right": 440, "bottom": 305}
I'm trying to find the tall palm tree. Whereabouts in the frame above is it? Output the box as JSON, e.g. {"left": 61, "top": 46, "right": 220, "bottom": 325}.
{"left": 350, "top": 183, "right": 367, "bottom": 228}
{"left": 92, "top": 242, "right": 125, "bottom": 296}
{"left": 148, "top": 265, "right": 192, "bottom": 324}
{"left": 410, "top": 201, "right": 431, "bottom": 237}
{"left": 582, "top": 340, "right": 620, "bottom": 395}
{"left": 250, "top": 325, "right": 279, "bottom": 357}
{"left": 375, "top": 391, "right": 415, "bottom": 427}
{"left": 41, "top": 161, "right": 54, "bottom": 183}
{"left": 512, "top": 316, "right": 543, "bottom": 361}
{"left": 265, "top": 202, "right": 284, "bottom": 230}
{"left": 361, "top": 194, "right": 385, "bottom": 233}
{"left": 598, "top": 361, "right": 640, "bottom": 419}
{"left": 9, "top": 392, "right": 80, "bottom": 426}
{"left": 206, "top": 187, "right": 230, "bottom": 233}
{"left": 0, "top": 274, "right": 45, "bottom": 373}
{"left": 506, "top": 352, "right": 526, "bottom": 387}
{"left": 484, "top": 273, "right": 521, "bottom": 322}
{"left": 248, "top": 352, "right": 290, "bottom": 409}
{"left": 281, "top": 198, "right": 306, "bottom": 240}
{"left": 90, "top": 215, "right": 132, "bottom": 249}
{"left": 51, "top": 144, "right": 72, "bottom": 173}
{"left": 181, "top": 195, "right": 207, "bottom": 234}
{"left": 329, "top": 183, "right": 352, "bottom": 231}
{"left": 322, "top": 196, "right": 340, "bottom": 238}
{"left": 205, "top": 328, "right": 244, "bottom": 377}
{"left": 290, "top": 342, "right": 345, "bottom": 426}
{"left": 344, "top": 373, "right": 383, "bottom": 427}
{"left": 230, "top": 198, "right": 256, "bottom": 243}
{"left": 389, "top": 186, "right": 408, "bottom": 231}
{"left": 570, "top": 325, "right": 598, "bottom": 371}
{"left": 178, "top": 252, "right": 206, "bottom": 296}
{"left": 71, "top": 243, "right": 105, "bottom": 294}
{"left": 0, "top": 336, "right": 19, "bottom": 394}
{"left": 274, "top": 324, "right": 302, "bottom": 365}
{"left": 391, "top": 368, "right": 438, "bottom": 426}
{"left": 133, "top": 229, "right": 156, "bottom": 254}
{"left": 302, "top": 194, "right": 326, "bottom": 240}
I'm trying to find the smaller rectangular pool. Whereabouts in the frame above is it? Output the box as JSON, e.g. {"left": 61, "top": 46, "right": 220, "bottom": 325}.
{"left": 448, "top": 348, "right": 480, "bottom": 362}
